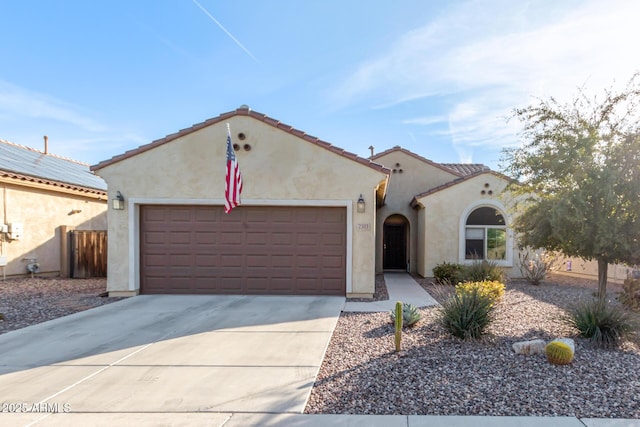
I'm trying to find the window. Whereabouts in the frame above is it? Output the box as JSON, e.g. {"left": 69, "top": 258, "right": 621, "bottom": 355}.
{"left": 465, "top": 207, "right": 506, "bottom": 260}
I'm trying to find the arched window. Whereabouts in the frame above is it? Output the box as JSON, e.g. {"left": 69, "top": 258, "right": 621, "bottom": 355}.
{"left": 465, "top": 207, "right": 506, "bottom": 260}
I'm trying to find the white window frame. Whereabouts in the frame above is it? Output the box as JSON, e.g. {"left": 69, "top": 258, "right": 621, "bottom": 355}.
{"left": 465, "top": 225, "right": 507, "bottom": 261}
{"left": 458, "top": 200, "right": 513, "bottom": 267}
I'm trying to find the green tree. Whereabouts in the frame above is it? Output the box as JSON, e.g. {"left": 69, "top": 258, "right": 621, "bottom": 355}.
{"left": 502, "top": 74, "right": 640, "bottom": 300}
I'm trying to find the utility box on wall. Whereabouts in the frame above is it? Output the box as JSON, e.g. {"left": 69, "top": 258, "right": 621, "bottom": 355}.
{"left": 8, "top": 222, "right": 23, "bottom": 240}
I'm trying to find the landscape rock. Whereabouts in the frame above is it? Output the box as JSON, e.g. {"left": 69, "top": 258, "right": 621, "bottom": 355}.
{"left": 512, "top": 339, "right": 546, "bottom": 355}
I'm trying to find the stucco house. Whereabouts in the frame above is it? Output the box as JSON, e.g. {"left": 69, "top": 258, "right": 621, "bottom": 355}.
{"left": 92, "top": 107, "right": 527, "bottom": 297}
{"left": 371, "top": 146, "right": 520, "bottom": 279}
{"left": 0, "top": 138, "right": 107, "bottom": 278}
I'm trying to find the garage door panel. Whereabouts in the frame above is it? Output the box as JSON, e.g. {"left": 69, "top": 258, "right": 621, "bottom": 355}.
{"left": 246, "top": 254, "right": 269, "bottom": 268}
{"left": 140, "top": 205, "right": 346, "bottom": 295}
{"left": 269, "top": 210, "right": 295, "bottom": 223}
{"left": 271, "top": 255, "right": 292, "bottom": 267}
{"left": 322, "top": 255, "right": 344, "bottom": 268}
{"left": 271, "top": 232, "right": 293, "bottom": 245}
{"left": 194, "top": 231, "right": 217, "bottom": 242}
{"left": 246, "top": 232, "right": 269, "bottom": 245}
{"left": 297, "top": 255, "right": 319, "bottom": 268}
{"left": 168, "top": 208, "right": 192, "bottom": 222}
{"left": 215, "top": 280, "right": 239, "bottom": 291}
{"left": 218, "top": 254, "right": 241, "bottom": 267}
{"left": 322, "top": 232, "right": 344, "bottom": 245}
{"left": 322, "top": 280, "right": 343, "bottom": 293}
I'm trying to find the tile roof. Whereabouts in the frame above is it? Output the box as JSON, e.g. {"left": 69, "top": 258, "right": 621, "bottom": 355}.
{"left": 440, "top": 163, "right": 490, "bottom": 176}
{"left": 410, "top": 169, "right": 518, "bottom": 207}
{"left": 91, "top": 106, "right": 391, "bottom": 176}
{"left": 0, "top": 139, "right": 107, "bottom": 194}
{"left": 370, "top": 146, "right": 464, "bottom": 177}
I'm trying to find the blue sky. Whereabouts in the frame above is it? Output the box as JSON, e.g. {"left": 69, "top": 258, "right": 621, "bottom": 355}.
{"left": 1, "top": 0, "right": 639, "bottom": 171}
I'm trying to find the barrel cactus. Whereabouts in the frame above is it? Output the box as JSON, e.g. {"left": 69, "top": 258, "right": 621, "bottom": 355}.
{"left": 389, "top": 303, "right": 421, "bottom": 327}
{"left": 545, "top": 340, "right": 574, "bottom": 365}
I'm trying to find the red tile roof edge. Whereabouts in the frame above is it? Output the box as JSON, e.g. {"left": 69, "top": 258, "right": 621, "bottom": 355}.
{"left": 370, "top": 146, "right": 464, "bottom": 177}
{"left": 0, "top": 169, "right": 107, "bottom": 196}
{"left": 409, "top": 170, "right": 517, "bottom": 208}
{"left": 91, "top": 107, "right": 391, "bottom": 175}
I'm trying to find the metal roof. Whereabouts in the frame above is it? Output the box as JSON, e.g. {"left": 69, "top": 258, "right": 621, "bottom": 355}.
{"left": 0, "top": 139, "right": 107, "bottom": 192}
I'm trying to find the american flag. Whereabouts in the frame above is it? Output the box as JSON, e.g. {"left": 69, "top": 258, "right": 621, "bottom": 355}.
{"left": 224, "top": 125, "right": 243, "bottom": 213}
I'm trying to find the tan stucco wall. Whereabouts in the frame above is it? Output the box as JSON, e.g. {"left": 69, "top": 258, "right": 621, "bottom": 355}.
{"left": 94, "top": 116, "right": 387, "bottom": 296}
{"left": 372, "top": 150, "right": 459, "bottom": 273}
{"left": 0, "top": 181, "right": 107, "bottom": 276}
{"left": 553, "top": 257, "right": 637, "bottom": 285}
{"left": 414, "top": 173, "right": 525, "bottom": 279}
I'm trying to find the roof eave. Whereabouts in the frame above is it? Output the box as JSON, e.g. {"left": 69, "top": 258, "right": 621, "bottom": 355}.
{"left": 0, "top": 170, "right": 107, "bottom": 198}
{"left": 91, "top": 107, "right": 391, "bottom": 177}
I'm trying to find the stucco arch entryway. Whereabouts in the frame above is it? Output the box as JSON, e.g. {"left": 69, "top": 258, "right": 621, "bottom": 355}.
{"left": 383, "top": 214, "right": 410, "bottom": 271}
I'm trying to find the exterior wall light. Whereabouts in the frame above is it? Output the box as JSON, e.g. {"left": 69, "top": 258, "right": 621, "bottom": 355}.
{"left": 112, "top": 191, "right": 125, "bottom": 210}
{"left": 357, "top": 194, "right": 366, "bottom": 213}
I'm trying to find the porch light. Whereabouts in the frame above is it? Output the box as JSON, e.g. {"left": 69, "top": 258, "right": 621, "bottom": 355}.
{"left": 112, "top": 191, "right": 125, "bottom": 210}
{"left": 357, "top": 194, "right": 366, "bottom": 213}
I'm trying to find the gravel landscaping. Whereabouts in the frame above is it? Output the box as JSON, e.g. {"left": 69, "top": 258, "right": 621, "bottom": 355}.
{"left": 0, "top": 276, "right": 124, "bottom": 335}
{"left": 2, "top": 273, "right": 638, "bottom": 418}
{"left": 306, "top": 274, "right": 640, "bottom": 418}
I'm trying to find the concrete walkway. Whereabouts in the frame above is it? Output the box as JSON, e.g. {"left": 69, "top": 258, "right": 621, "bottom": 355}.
{"left": 4, "top": 411, "right": 639, "bottom": 426}
{"left": 344, "top": 272, "right": 439, "bottom": 312}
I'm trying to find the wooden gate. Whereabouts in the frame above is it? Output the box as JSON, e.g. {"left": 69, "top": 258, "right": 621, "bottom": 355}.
{"left": 70, "top": 230, "right": 107, "bottom": 278}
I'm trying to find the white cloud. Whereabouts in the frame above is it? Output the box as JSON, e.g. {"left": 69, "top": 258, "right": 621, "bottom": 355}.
{"left": 0, "top": 81, "right": 151, "bottom": 164}
{"left": 333, "top": 0, "right": 640, "bottom": 163}
{"left": 0, "top": 81, "right": 107, "bottom": 132}
{"left": 402, "top": 115, "right": 448, "bottom": 126}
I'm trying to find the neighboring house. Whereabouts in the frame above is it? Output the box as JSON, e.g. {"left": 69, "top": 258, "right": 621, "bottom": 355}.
{"left": 92, "top": 106, "right": 527, "bottom": 298}
{"left": 0, "top": 139, "right": 107, "bottom": 277}
{"left": 552, "top": 256, "right": 638, "bottom": 285}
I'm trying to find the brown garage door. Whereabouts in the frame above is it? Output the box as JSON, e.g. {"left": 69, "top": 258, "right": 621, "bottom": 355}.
{"left": 140, "top": 205, "right": 346, "bottom": 295}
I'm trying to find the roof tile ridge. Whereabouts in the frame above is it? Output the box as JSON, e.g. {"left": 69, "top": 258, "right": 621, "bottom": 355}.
{"left": 371, "top": 145, "right": 463, "bottom": 177}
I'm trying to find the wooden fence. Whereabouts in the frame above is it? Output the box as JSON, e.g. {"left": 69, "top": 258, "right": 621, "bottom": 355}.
{"left": 69, "top": 230, "right": 107, "bottom": 278}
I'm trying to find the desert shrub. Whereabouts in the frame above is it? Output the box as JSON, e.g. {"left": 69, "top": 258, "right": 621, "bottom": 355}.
{"left": 432, "top": 262, "right": 463, "bottom": 285}
{"left": 563, "top": 299, "right": 633, "bottom": 348}
{"left": 617, "top": 272, "right": 640, "bottom": 310}
{"left": 389, "top": 302, "right": 421, "bottom": 327}
{"left": 459, "top": 259, "right": 505, "bottom": 283}
{"left": 438, "top": 287, "right": 495, "bottom": 339}
{"left": 455, "top": 280, "right": 505, "bottom": 304}
{"left": 518, "top": 250, "right": 558, "bottom": 285}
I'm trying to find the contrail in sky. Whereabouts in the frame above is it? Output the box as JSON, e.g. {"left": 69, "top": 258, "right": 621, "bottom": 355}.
{"left": 192, "top": 0, "right": 260, "bottom": 64}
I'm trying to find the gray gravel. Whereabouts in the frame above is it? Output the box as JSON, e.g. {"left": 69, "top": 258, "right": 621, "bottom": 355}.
{"left": 306, "top": 276, "right": 640, "bottom": 418}
{"left": 0, "top": 276, "right": 125, "bottom": 334}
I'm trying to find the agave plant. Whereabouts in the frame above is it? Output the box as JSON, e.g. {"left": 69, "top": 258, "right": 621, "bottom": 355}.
{"left": 389, "top": 302, "right": 421, "bottom": 327}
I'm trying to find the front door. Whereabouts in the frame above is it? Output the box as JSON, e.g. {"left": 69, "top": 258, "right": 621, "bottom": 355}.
{"left": 383, "top": 223, "right": 406, "bottom": 270}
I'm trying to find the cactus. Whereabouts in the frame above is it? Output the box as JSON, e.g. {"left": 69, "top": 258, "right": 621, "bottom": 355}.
{"left": 389, "top": 303, "right": 422, "bottom": 327}
{"left": 545, "top": 341, "right": 574, "bottom": 365}
{"left": 394, "top": 301, "right": 403, "bottom": 352}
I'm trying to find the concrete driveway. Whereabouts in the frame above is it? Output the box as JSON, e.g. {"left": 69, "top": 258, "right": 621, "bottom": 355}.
{"left": 0, "top": 294, "right": 344, "bottom": 426}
